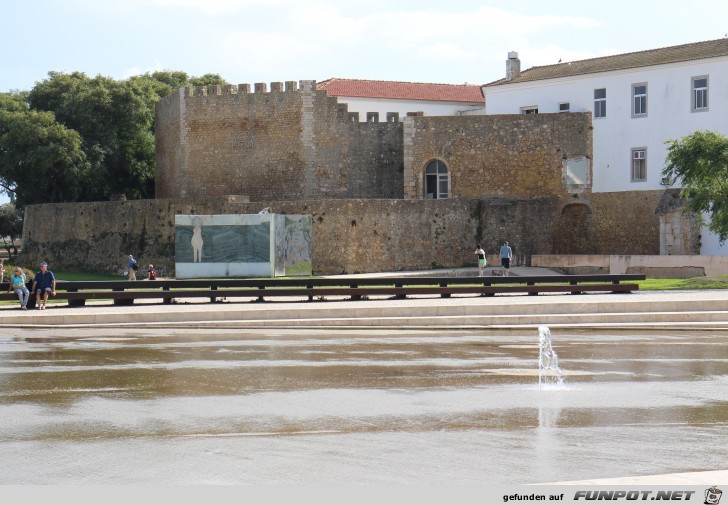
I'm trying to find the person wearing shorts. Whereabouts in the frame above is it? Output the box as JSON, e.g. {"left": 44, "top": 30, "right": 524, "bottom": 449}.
{"left": 499, "top": 241, "right": 512, "bottom": 277}
{"left": 31, "top": 261, "right": 56, "bottom": 309}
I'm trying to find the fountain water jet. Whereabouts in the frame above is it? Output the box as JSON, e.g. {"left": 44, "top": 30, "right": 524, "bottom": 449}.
{"left": 538, "top": 325, "right": 564, "bottom": 388}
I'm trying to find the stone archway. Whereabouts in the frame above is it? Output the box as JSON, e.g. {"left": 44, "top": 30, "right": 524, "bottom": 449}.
{"left": 550, "top": 203, "right": 598, "bottom": 254}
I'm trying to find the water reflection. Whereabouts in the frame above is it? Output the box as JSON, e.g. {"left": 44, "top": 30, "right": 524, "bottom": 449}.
{"left": 0, "top": 328, "right": 726, "bottom": 484}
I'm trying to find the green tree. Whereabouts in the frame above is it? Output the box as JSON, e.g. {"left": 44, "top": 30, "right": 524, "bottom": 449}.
{"left": 663, "top": 130, "right": 728, "bottom": 243}
{"left": 27, "top": 72, "right": 156, "bottom": 200}
{"left": 189, "top": 73, "right": 228, "bottom": 87}
{"left": 2, "top": 71, "right": 228, "bottom": 206}
{"left": 0, "top": 202, "right": 23, "bottom": 258}
{"left": 0, "top": 95, "right": 90, "bottom": 206}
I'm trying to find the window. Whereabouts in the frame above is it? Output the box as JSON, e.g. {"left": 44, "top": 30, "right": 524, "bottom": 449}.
{"left": 559, "top": 102, "right": 570, "bottom": 113}
{"left": 520, "top": 106, "right": 538, "bottom": 114}
{"left": 424, "top": 160, "right": 449, "bottom": 199}
{"left": 692, "top": 76, "right": 708, "bottom": 112}
{"left": 594, "top": 88, "right": 606, "bottom": 118}
{"left": 631, "top": 148, "right": 646, "bottom": 182}
{"left": 632, "top": 83, "right": 647, "bottom": 117}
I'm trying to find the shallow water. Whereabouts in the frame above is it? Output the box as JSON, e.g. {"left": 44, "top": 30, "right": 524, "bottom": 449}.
{"left": 0, "top": 328, "right": 726, "bottom": 484}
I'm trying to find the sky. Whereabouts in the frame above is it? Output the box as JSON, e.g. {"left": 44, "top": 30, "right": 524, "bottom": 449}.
{"left": 3, "top": 0, "right": 728, "bottom": 93}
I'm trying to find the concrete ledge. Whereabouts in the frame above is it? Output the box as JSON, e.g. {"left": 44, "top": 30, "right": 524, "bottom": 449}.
{"left": 1, "top": 290, "right": 727, "bottom": 330}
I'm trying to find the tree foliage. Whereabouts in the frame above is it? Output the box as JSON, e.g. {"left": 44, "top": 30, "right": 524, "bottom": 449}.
{"left": 0, "top": 70, "right": 227, "bottom": 206}
{"left": 0, "top": 100, "right": 89, "bottom": 205}
{"left": 663, "top": 130, "right": 728, "bottom": 243}
{"left": 0, "top": 202, "right": 23, "bottom": 258}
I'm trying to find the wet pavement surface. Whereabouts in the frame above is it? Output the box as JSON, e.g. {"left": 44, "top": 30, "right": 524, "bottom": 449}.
{"left": 0, "top": 327, "right": 726, "bottom": 484}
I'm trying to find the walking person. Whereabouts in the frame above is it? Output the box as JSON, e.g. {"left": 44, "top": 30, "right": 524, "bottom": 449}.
{"left": 31, "top": 261, "right": 56, "bottom": 310}
{"left": 500, "top": 240, "right": 513, "bottom": 277}
{"left": 474, "top": 244, "right": 487, "bottom": 277}
{"left": 125, "top": 254, "right": 138, "bottom": 281}
{"left": 9, "top": 266, "right": 29, "bottom": 309}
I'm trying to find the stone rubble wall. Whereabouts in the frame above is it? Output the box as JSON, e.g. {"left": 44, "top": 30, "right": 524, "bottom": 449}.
{"left": 19, "top": 193, "right": 661, "bottom": 276}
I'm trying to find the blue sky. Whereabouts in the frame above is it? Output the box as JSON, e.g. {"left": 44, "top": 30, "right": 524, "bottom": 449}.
{"left": 3, "top": 0, "right": 728, "bottom": 92}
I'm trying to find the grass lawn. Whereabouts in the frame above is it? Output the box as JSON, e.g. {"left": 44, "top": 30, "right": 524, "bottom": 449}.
{"left": 636, "top": 275, "right": 728, "bottom": 290}
{"left": 52, "top": 271, "right": 124, "bottom": 282}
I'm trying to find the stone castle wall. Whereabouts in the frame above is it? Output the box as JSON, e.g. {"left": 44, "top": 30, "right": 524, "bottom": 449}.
{"left": 155, "top": 81, "right": 404, "bottom": 202}
{"left": 20, "top": 192, "right": 661, "bottom": 276}
{"left": 405, "top": 113, "right": 592, "bottom": 200}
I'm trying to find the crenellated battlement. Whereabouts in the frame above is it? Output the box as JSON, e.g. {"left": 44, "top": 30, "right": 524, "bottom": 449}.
{"left": 184, "top": 80, "right": 315, "bottom": 97}
{"left": 178, "top": 80, "right": 405, "bottom": 124}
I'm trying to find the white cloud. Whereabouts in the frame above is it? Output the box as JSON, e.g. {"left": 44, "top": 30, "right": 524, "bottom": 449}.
{"left": 121, "top": 60, "right": 165, "bottom": 80}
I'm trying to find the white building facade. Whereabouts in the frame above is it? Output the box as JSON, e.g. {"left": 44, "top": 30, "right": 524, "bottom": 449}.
{"left": 317, "top": 78, "right": 484, "bottom": 121}
{"left": 483, "top": 39, "right": 728, "bottom": 254}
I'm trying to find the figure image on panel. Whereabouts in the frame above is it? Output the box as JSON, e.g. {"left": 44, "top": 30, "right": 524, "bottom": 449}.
{"left": 285, "top": 219, "right": 311, "bottom": 268}
{"left": 191, "top": 216, "right": 204, "bottom": 263}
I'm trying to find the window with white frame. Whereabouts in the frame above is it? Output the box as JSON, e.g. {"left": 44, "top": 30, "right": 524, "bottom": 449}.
{"left": 559, "top": 102, "right": 570, "bottom": 112}
{"left": 424, "top": 160, "right": 449, "bottom": 199}
{"left": 692, "top": 76, "right": 708, "bottom": 112}
{"left": 631, "top": 148, "right": 646, "bottom": 182}
{"left": 632, "top": 83, "right": 647, "bottom": 117}
{"left": 520, "top": 106, "right": 538, "bottom": 114}
{"left": 594, "top": 88, "right": 606, "bottom": 118}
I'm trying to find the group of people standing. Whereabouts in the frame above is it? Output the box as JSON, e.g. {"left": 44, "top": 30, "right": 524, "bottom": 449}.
{"left": 474, "top": 241, "right": 513, "bottom": 277}
{"left": 2, "top": 259, "right": 56, "bottom": 310}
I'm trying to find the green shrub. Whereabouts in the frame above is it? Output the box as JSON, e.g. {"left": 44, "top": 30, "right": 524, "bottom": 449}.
{"left": 2, "top": 264, "right": 35, "bottom": 282}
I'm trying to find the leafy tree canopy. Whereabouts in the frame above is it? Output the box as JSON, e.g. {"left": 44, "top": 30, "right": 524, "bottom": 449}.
{"left": 0, "top": 70, "right": 227, "bottom": 207}
{"left": 0, "top": 202, "right": 23, "bottom": 258}
{"left": 663, "top": 130, "right": 728, "bottom": 243}
{"left": 0, "top": 104, "right": 89, "bottom": 205}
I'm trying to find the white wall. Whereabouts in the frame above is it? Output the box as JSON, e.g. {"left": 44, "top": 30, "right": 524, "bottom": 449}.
{"left": 334, "top": 96, "right": 484, "bottom": 121}
{"left": 700, "top": 219, "right": 728, "bottom": 255}
{"left": 484, "top": 57, "right": 728, "bottom": 193}
{"left": 533, "top": 254, "right": 728, "bottom": 276}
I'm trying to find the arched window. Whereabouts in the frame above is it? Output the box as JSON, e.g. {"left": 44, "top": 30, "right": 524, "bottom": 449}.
{"left": 424, "top": 160, "right": 449, "bottom": 199}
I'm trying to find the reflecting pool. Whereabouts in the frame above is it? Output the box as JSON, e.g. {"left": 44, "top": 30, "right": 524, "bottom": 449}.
{"left": 0, "top": 328, "right": 726, "bottom": 484}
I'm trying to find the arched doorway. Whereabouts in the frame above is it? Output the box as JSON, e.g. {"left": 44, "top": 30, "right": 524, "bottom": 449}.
{"left": 550, "top": 203, "right": 597, "bottom": 254}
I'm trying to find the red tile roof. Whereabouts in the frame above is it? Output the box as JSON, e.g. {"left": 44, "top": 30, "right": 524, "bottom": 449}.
{"left": 317, "top": 78, "right": 484, "bottom": 103}
{"left": 485, "top": 37, "right": 728, "bottom": 87}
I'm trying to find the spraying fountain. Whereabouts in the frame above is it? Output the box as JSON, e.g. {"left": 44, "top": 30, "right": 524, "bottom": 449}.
{"left": 538, "top": 325, "right": 565, "bottom": 388}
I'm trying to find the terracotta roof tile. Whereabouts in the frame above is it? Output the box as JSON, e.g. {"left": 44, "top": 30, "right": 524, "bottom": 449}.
{"left": 317, "top": 78, "right": 483, "bottom": 103}
{"left": 485, "top": 38, "right": 728, "bottom": 87}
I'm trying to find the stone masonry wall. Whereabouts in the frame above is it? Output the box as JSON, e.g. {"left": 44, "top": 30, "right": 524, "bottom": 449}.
{"left": 20, "top": 198, "right": 553, "bottom": 276}
{"left": 404, "top": 113, "right": 592, "bottom": 199}
{"left": 155, "top": 81, "right": 403, "bottom": 202}
{"left": 20, "top": 190, "right": 661, "bottom": 276}
{"left": 589, "top": 191, "right": 663, "bottom": 255}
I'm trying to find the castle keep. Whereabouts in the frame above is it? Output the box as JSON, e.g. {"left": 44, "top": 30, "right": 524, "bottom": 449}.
{"left": 155, "top": 80, "right": 403, "bottom": 202}
{"left": 20, "top": 80, "right": 668, "bottom": 275}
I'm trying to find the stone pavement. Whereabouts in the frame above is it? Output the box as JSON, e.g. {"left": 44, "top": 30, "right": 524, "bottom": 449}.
{"left": 0, "top": 286, "right": 726, "bottom": 330}
{"left": 545, "top": 469, "right": 728, "bottom": 484}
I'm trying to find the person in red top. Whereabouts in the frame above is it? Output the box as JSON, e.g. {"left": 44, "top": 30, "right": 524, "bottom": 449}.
{"left": 147, "top": 264, "right": 157, "bottom": 280}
